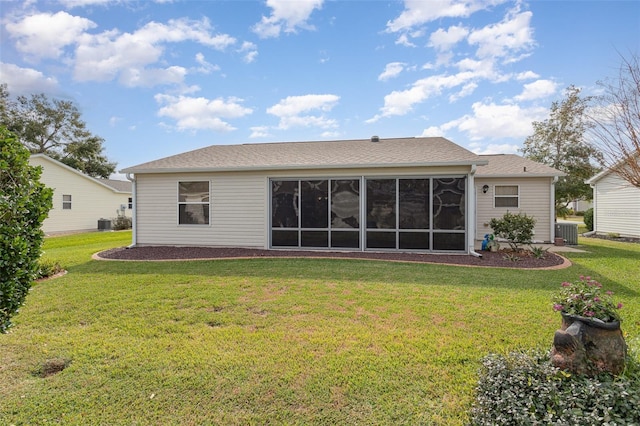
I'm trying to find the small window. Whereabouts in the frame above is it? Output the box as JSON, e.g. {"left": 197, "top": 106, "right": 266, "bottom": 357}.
{"left": 494, "top": 185, "right": 519, "bottom": 208}
{"left": 62, "top": 194, "right": 72, "bottom": 210}
{"left": 128, "top": 197, "right": 133, "bottom": 209}
{"left": 178, "top": 181, "right": 210, "bottom": 225}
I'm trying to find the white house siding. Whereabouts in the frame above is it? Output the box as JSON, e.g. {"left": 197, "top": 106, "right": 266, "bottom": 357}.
{"left": 133, "top": 165, "right": 472, "bottom": 248}
{"left": 135, "top": 172, "right": 267, "bottom": 247}
{"left": 592, "top": 173, "right": 640, "bottom": 238}
{"left": 29, "top": 156, "right": 131, "bottom": 234}
{"left": 475, "top": 177, "right": 554, "bottom": 242}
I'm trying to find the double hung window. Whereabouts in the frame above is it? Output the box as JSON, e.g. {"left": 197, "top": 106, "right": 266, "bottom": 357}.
{"left": 494, "top": 185, "right": 519, "bottom": 208}
{"left": 62, "top": 194, "right": 72, "bottom": 210}
{"left": 178, "top": 181, "right": 210, "bottom": 225}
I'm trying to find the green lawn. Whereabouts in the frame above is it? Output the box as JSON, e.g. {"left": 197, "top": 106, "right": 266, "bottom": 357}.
{"left": 1, "top": 231, "right": 638, "bottom": 425}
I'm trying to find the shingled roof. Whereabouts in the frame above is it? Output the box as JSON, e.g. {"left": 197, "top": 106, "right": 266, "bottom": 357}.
{"left": 99, "top": 179, "right": 132, "bottom": 193}
{"left": 476, "top": 154, "right": 565, "bottom": 177}
{"left": 121, "top": 137, "right": 488, "bottom": 174}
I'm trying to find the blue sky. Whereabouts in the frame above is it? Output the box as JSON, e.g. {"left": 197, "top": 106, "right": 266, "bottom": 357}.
{"left": 1, "top": 0, "right": 638, "bottom": 177}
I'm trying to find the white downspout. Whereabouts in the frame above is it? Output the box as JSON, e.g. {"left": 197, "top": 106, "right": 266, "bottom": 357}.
{"left": 125, "top": 173, "right": 137, "bottom": 247}
{"left": 468, "top": 164, "right": 482, "bottom": 257}
{"left": 550, "top": 176, "right": 558, "bottom": 243}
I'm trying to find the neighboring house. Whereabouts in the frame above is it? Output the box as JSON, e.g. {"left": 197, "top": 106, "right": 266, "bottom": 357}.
{"left": 586, "top": 166, "right": 640, "bottom": 238}
{"left": 121, "top": 137, "right": 564, "bottom": 254}
{"left": 475, "top": 154, "right": 565, "bottom": 243}
{"left": 29, "top": 154, "right": 132, "bottom": 234}
{"left": 570, "top": 199, "right": 592, "bottom": 213}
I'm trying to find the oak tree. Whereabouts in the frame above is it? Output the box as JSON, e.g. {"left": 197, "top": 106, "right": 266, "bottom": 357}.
{"left": 0, "top": 85, "right": 116, "bottom": 178}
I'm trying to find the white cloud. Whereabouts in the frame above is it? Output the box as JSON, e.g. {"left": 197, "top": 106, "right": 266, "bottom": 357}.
{"left": 267, "top": 94, "right": 339, "bottom": 130}
{"left": 5, "top": 11, "right": 96, "bottom": 59}
{"left": 443, "top": 101, "right": 548, "bottom": 140}
{"left": 367, "top": 72, "right": 475, "bottom": 122}
{"left": 194, "top": 53, "right": 220, "bottom": 74}
{"left": 468, "top": 10, "right": 534, "bottom": 60}
{"left": 58, "top": 0, "right": 117, "bottom": 6}
{"left": 386, "top": 0, "right": 506, "bottom": 33}
{"left": 468, "top": 142, "right": 521, "bottom": 154}
{"left": 516, "top": 70, "right": 539, "bottom": 80}
{"left": 428, "top": 25, "right": 469, "bottom": 51}
{"left": 0, "top": 62, "right": 58, "bottom": 94}
{"left": 419, "top": 126, "right": 444, "bottom": 137}
{"left": 449, "top": 82, "right": 478, "bottom": 102}
{"left": 378, "top": 62, "right": 406, "bottom": 81}
{"left": 513, "top": 79, "right": 558, "bottom": 101}
{"left": 249, "top": 126, "right": 272, "bottom": 139}
{"left": 155, "top": 94, "right": 253, "bottom": 132}
{"left": 238, "top": 41, "right": 258, "bottom": 64}
{"left": 252, "top": 0, "right": 323, "bottom": 38}
{"left": 109, "top": 116, "right": 121, "bottom": 127}
{"left": 73, "top": 17, "right": 236, "bottom": 86}
{"left": 395, "top": 34, "right": 416, "bottom": 47}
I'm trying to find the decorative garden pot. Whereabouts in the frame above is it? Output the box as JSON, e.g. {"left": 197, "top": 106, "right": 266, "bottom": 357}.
{"left": 551, "top": 312, "right": 627, "bottom": 376}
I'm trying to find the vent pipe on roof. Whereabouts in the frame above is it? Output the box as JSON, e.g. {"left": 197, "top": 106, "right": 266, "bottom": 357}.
{"left": 370, "top": 135, "right": 380, "bottom": 142}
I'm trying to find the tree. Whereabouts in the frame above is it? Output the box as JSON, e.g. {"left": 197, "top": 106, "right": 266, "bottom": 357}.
{"left": 588, "top": 53, "right": 640, "bottom": 188}
{"left": 0, "top": 126, "right": 53, "bottom": 333}
{"left": 520, "top": 86, "right": 602, "bottom": 215}
{"left": 0, "top": 84, "right": 116, "bottom": 179}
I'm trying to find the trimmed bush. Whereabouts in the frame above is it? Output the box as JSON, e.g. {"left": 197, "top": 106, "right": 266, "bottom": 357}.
{"left": 489, "top": 211, "right": 536, "bottom": 251}
{"left": 111, "top": 215, "right": 132, "bottom": 230}
{"left": 584, "top": 207, "right": 594, "bottom": 232}
{"left": 0, "top": 127, "right": 53, "bottom": 333}
{"left": 470, "top": 350, "right": 640, "bottom": 425}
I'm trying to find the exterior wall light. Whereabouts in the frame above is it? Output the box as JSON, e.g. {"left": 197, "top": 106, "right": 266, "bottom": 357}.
{"left": 482, "top": 184, "right": 489, "bottom": 193}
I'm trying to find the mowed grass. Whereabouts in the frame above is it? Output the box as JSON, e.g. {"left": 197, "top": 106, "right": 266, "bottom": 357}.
{"left": 1, "top": 232, "right": 638, "bottom": 425}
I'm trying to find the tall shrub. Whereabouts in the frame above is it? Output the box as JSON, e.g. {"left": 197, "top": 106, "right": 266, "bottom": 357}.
{"left": 0, "top": 127, "right": 53, "bottom": 333}
{"left": 584, "top": 207, "right": 594, "bottom": 232}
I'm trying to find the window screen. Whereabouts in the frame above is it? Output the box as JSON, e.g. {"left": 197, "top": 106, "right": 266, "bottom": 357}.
{"left": 178, "top": 181, "right": 210, "bottom": 225}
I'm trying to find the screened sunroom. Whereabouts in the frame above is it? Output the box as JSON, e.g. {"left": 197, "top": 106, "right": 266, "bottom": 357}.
{"left": 270, "top": 176, "right": 467, "bottom": 252}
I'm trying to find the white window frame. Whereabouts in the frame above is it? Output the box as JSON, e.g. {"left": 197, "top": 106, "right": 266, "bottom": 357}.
{"left": 62, "top": 194, "right": 72, "bottom": 210}
{"left": 177, "top": 181, "right": 211, "bottom": 226}
{"left": 494, "top": 185, "right": 519, "bottom": 208}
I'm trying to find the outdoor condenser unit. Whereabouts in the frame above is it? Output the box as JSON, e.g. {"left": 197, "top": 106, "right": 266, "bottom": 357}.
{"left": 555, "top": 223, "right": 578, "bottom": 245}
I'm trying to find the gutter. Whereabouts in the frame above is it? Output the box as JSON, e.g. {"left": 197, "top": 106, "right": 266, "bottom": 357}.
{"left": 125, "top": 173, "right": 137, "bottom": 248}
{"left": 120, "top": 159, "right": 490, "bottom": 175}
{"left": 551, "top": 176, "right": 558, "bottom": 242}
{"left": 468, "top": 164, "right": 482, "bottom": 258}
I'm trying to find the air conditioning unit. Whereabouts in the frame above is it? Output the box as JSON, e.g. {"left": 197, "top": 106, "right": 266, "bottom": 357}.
{"left": 555, "top": 223, "right": 578, "bottom": 245}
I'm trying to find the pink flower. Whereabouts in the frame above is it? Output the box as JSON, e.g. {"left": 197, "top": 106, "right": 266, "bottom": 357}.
{"left": 606, "top": 290, "right": 613, "bottom": 295}
{"left": 617, "top": 303, "right": 623, "bottom": 309}
{"left": 561, "top": 282, "right": 571, "bottom": 287}
{"left": 593, "top": 297, "right": 601, "bottom": 302}
{"left": 553, "top": 304, "right": 564, "bottom": 311}
{"left": 584, "top": 311, "right": 595, "bottom": 317}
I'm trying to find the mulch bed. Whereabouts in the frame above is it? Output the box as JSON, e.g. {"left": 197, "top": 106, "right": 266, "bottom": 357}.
{"left": 96, "top": 246, "right": 569, "bottom": 269}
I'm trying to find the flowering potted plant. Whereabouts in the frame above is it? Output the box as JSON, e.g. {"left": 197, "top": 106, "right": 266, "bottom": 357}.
{"left": 550, "top": 275, "right": 626, "bottom": 375}
{"left": 552, "top": 275, "right": 623, "bottom": 326}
